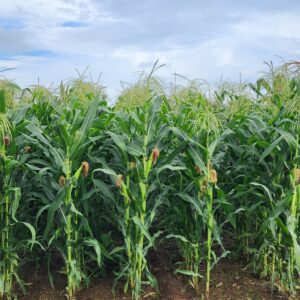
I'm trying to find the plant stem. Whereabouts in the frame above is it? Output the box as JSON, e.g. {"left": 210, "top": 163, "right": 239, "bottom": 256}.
{"left": 206, "top": 183, "right": 213, "bottom": 296}
{"left": 65, "top": 158, "right": 74, "bottom": 299}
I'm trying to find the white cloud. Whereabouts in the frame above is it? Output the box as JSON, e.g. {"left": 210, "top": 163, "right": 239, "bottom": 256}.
{"left": 232, "top": 13, "right": 300, "bottom": 40}
{"left": 0, "top": 0, "right": 299, "bottom": 98}
{"left": 0, "top": 0, "right": 126, "bottom": 55}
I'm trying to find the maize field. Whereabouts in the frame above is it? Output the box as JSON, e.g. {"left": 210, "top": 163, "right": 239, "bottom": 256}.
{"left": 0, "top": 62, "right": 300, "bottom": 299}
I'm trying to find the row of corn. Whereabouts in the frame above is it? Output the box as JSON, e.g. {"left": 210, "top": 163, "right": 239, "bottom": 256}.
{"left": 0, "top": 63, "right": 300, "bottom": 299}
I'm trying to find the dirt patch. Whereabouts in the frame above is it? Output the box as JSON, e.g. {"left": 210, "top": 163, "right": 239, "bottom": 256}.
{"left": 198, "top": 261, "right": 290, "bottom": 300}
{"left": 17, "top": 252, "right": 296, "bottom": 300}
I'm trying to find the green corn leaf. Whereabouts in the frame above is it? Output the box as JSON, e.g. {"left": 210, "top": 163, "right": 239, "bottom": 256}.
{"left": 132, "top": 216, "right": 153, "bottom": 246}
{"left": 175, "top": 269, "right": 202, "bottom": 278}
{"left": 176, "top": 193, "right": 203, "bottom": 216}
{"left": 0, "top": 90, "right": 6, "bottom": 113}
{"left": 85, "top": 238, "right": 102, "bottom": 267}
{"left": 287, "top": 215, "right": 300, "bottom": 270}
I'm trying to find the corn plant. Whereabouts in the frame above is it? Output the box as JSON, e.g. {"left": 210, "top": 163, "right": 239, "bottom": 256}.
{"left": 161, "top": 89, "right": 229, "bottom": 296}
{"left": 0, "top": 94, "right": 13, "bottom": 299}
{"left": 0, "top": 87, "right": 36, "bottom": 299}
{"left": 22, "top": 83, "right": 108, "bottom": 299}
{"left": 93, "top": 95, "right": 177, "bottom": 299}
{"left": 219, "top": 63, "right": 300, "bottom": 295}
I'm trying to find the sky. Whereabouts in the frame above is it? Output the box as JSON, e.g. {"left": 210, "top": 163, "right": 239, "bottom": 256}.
{"left": 0, "top": 0, "right": 299, "bottom": 98}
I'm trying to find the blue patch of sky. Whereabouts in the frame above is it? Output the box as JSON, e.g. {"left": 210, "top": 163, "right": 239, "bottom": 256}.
{"left": 0, "top": 51, "right": 57, "bottom": 60}
{"left": 0, "top": 18, "right": 24, "bottom": 30}
{"left": 21, "top": 50, "right": 58, "bottom": 58}
{"left": 61, "top": 21, "right": 87, "bottom": 28}
{"left": 0, "top": 54, "right": 15, "bottom": 60}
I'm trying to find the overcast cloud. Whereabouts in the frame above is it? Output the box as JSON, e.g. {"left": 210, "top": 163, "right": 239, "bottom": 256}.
{"left": 0, "top": 0, "right": 299, "bottom": 97}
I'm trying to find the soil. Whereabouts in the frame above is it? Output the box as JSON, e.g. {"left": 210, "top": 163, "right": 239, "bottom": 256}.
{"left": 18, "top": 250, "right": 295, "bottom": 300}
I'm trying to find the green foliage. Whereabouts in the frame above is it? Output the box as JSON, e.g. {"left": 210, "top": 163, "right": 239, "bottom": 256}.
{"left": 1, "top": 62, "right": 300, "bottom": 299}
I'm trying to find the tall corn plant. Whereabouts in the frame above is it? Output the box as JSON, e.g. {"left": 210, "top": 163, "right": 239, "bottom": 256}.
{"left": 0, "top": 89, "right": 13, "bottom": 299}
{"left": 162, "top": 90, "right": 228, "bottom": 296}
{"left": 219, "top": 64, "right": 300, "bottom": 295}
{"left": 93, "top": 95, "right": 173, "bottom": 299}
{"left": 255, "top": 67, "right": 300, "bottom": 293}
{"left": 0, "top": 87, "right": 36, "bottom": 299}
{"left": 23, "top": 85, "right": 107, "bottom": 299}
